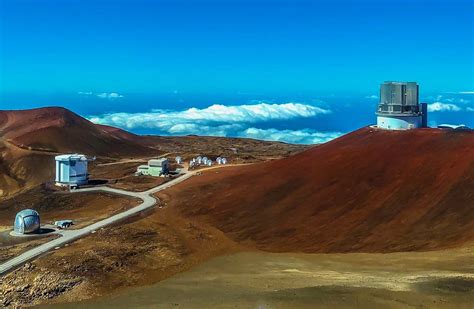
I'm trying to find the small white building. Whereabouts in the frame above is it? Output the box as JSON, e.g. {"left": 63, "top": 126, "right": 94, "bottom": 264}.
{"left": 216, "top": 157, "right": 228, "bottom": 165}
{"left": 137, "top": 158, "right": 170, "bottom": 176}
{"left": 55, "top": 154, "right": 93, "bottom": 186}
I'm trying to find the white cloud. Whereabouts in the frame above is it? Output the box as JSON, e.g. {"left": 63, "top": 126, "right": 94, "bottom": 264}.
{"left": 97, "top": 92, "right": 124, "bottom": 99}
{"left": 78, "top": 91, "right": 124, "bottom": 99}
{"left": 89, "top": 102, "right": 333, "bottom": 144}
{"left": 365, "top": 95, "right": 378, "bottom": 100}
{"left": 444, "top": 91, "right": 474, "bottom": 95}
{"left": 241, "top": 128, "right": 341, "bottom": 144}
{"left": 427, "top": 102, "right": 461, "bottom": 112}
{"left": 467, "top": 107, "right": 474, "bottom": 112}
{"left": 89, "top": 102, "right": 329, "bottom": 129}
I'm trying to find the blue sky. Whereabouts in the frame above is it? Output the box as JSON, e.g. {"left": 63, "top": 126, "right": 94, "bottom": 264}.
{"left": 0, "top": 0, "right": 473, "bottom": 143}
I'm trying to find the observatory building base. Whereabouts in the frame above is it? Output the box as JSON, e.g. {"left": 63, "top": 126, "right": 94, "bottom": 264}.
{"left": 377, "top": 115, "right": 422, "bottom": 130}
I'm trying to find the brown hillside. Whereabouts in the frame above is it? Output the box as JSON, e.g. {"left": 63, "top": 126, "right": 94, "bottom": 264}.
{"left": 0, "top": 139, "right": 53, "bottom": 198}
{"left": 0, "top": 107, "right": 156, "bottom": 157}
{"left": 95, "top": 124, "right": 142, "bottom": 142}
{"left": 0, "top": 107, "right": 161, "bottom": 197}
{"left": 0, "top": 107, "right": 306, "bottom": 198}
{"left": 159, "top": 127, "right": 474, "bottom": 253}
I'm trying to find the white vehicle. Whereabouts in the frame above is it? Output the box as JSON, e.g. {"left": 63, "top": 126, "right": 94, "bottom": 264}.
{"left": 54, "top": 220, "right": 74, "bottom": 229}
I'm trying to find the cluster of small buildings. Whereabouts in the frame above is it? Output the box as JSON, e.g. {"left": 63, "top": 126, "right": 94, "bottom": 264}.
{"left": 189, "top": 156, "right": 227, "bottom": 168}
{"left": 13, "top": 81, "right": 468, "bottom": 237}
{"left": 216, "top": 157, "right": 228, "bottom": 165}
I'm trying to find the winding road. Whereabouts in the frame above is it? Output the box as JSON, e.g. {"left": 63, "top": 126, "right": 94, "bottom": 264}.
{"left": 0, "top": 170, "right": 195, "bottom": 276}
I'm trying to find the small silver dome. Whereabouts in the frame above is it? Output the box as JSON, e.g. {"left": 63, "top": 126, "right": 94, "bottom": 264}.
{"left": 14, "top": 209, "right": 40, "bottom": 234}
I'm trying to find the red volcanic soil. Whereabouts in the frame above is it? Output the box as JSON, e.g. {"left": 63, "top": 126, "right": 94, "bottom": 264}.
{"left": 0, "top": 107, "right": 161, "bottom": 197}
{"left": 95, "top": 124, "right": 142, "bottom": 142}
{"left": 0, "top": 107, "right": 157, "bottom": 157}
{"left": 0, "top": 107, "right": 306, "bottom": 197}
{"left": 160, "top": 127, "right": 474, "bottom": 253}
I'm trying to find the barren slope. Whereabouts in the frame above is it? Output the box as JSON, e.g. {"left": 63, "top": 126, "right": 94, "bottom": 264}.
{"left": 0, "top": 107, "right": 156, "bottom": 157}
{"left": 159, "top": 127, "right": 474, "bottom": 253}
{"left": 0, "top": 107, "right": 161, "bottom": 197}
{"left": 0, "top": 107, "right": 307, "bottom": 197}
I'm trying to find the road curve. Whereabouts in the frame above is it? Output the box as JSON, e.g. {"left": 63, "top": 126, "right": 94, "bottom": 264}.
{"left": 0, "top": 171, "right": 195, "bottom": 276}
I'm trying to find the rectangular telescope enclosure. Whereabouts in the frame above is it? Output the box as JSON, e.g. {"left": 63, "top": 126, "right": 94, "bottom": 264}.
{"left": 378, "top": 81, "right": 419, "bottom": 115}
{"left": 376, "top": 81, "right": 425, "bottom": 130}
{"left": 55, "top": 154, "right": 90, "bottom": 185}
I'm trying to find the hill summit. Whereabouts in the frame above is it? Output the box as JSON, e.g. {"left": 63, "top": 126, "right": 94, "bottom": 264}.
{"left": 164, "top": 127, "right": 474, "bottom": 253}
{"left": 0, "top": 107, "right": 155, "bottom": 156}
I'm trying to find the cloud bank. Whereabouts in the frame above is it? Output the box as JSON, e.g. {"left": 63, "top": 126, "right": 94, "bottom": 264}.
{"left": 89, "top": 102, "right": 328, "bottom": 129}
{"left": 241, "top": 128, "right": 341, "bottom": 144}
{"left": 89, "top": 102, "right": 337, "bottom": 144}
{"left": 427, "top": 102, "right": 461, "bottom": 112}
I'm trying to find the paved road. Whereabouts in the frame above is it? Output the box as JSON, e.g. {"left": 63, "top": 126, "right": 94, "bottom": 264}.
{"left": 96, "top": 153, "right": 174, "bottom": 166}
{"left": 0, "top": 170, "right": 195, "bottom": 276}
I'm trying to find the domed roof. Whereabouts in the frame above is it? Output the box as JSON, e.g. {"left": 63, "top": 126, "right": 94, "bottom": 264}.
{"left": 14, "top": 209, "right": 40, "bottom": 234}
{"left": 16, "top": 209, "right": 39, "bottom": 218}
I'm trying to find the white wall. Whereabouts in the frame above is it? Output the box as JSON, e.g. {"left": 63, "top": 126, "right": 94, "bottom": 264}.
{"left": 377, "top": 115, "right": 422, "bottom": 130}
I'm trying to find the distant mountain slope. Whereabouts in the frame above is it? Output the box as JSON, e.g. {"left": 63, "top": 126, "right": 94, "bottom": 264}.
{"left": 0, "top": 107, "right": 162, "bottom": 197}
{"left": 0, "top": 107, "right": 156, "bottom": 157}
{"left": 0, "top": 139, "right": 55, "bottom": 198}
{"left": 163, "top": 127, "right": 474, "bottom": 253}
{"left": 0, "top": 107, "right": 307, "bottom": 198}
{"left": 95, "top": 124, "right": 143, "bottom": 142}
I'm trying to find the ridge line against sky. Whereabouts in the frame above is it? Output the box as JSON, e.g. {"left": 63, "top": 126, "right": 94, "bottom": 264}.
{"left": 0, "top": 0, "right": 473, "bottom": 143}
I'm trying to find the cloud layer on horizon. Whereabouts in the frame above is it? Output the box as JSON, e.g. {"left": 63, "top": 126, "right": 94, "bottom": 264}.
{"left": 97, "top": 92, "right": 124, "bottom": 99}
{"left": 89, "top": 102, "right": 338, "bottom": 144}
{"left": 242, "top": 127, "right": 341, "bottom": 144}
{"left": 78, "top": 91, "right": 124, "bottom": 99}
{"left": 427, "top": 102, "right": 462, "bottom": 112}
{"left": 425, "top": 93, "right": 472, "bottom": 113}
